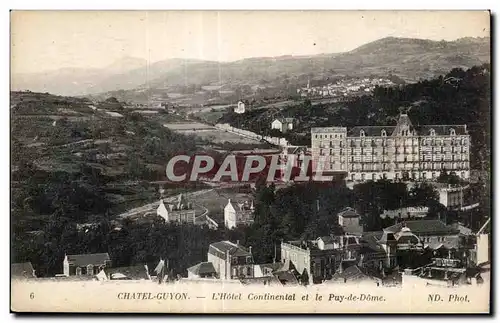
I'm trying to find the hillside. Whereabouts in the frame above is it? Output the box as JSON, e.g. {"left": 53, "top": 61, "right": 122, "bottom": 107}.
{"left": 11, "top": 37, "right": 490, "bottom": 96}
{"left": 10, "top": 91, "right": 209, "bottom": 222}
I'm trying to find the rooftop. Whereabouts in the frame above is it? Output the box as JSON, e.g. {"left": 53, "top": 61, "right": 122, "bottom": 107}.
{"left": 187, "top": 262, "right": 217, "bottom": 276}
{"left": 209, "top": 241, "right": 252, "bottom": 258}
{"left": 105, "top": 265, "right": 150, "bottom": 280}
{"left": 346, "top": 114, "right": 467, "bottom": 137}
{"left": 338, "top": 207, "right": 360, "bottom": 218}
{"left": 385, "top": 220, "right": 460, "bottom": 235}
{"left": 65, "top": 253, "right": 111, "bottom": 267}
{"left": 311, "top": 127, "right": 347, "bottom": 133}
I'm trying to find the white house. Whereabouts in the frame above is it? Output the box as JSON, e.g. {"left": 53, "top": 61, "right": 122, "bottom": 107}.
{"left": 271, "top": 118, "right": 296, "bottom": 133}
{"left": 438, "top": 185, "right": 469, "bottom": 209}
{"left": 224, "top": 199, "right": 254, "bottom": 229}
{"left": 156, "top": 194, "right": 195, "bottom": 224}
{"left": 234, "top": 101, "right": 246, "bottom": 114}
{"left": 316, "top": 236, "right": 335, "bottom": 250}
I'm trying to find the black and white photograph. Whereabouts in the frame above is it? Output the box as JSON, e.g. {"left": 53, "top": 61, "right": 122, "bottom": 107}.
{"left": 9, "top": 10, "right": 491, "bottom": 314}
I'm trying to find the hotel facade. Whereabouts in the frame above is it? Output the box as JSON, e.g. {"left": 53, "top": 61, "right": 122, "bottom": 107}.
{"left": 311, "top": 114, "right": 470, "bottom": 182}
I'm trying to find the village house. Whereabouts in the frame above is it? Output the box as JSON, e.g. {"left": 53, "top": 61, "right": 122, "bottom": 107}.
{"left": 234, "top": 100, "right": 246, "bottom": 114}
{"left": 271, "top": 118, "right": 297, "bottom": 133}
{"left": 11, "top": 262, "right": 36, "bottom": 279}
{"left": 436, "top": 183, "right": 469, "bottom": 209}
{"left": 156, "top": 194, "right": 196, "bottom": 224}
{"left": 207, "top": 240, "right": 254, "bottom": 280}
{"left": 280, "top": 234, "right": 362, "bottom": 284}
{"left": 224, "top": 199, "right": 254, "bottom": 229}
{"left": 337, "top": 207, "right": 364, "bottom": 234}
{"left": 63, "top": 253, "right": 111, "bottom": 276}
{"left": 358, "top": 231, "right": 399, "bottom": 270}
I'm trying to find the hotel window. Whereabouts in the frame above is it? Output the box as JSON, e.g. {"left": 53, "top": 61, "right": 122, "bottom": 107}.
{"left": 351, "top": 174, "right": 355, "bottom": 181}
{"left": 360, "top": 130, "right": 365, "bottom": 137}
{"left": 450, "top": 128, "right": 456, "bottom": 136}
{"left": 361, "top": 173, "right": 366, "bottom": 181}
{"left": 76, "top": 267, "right": 82, "bottom": 276}
{"left": 381, "top": 129, "right": 387, "bottom": 137}
{"left": 430, "top": 129, "right": 436, "bottom": 136}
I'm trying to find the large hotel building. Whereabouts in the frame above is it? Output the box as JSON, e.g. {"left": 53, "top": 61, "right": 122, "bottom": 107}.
{"left": 311, "top": 113, "right": 470, "bottom": 182}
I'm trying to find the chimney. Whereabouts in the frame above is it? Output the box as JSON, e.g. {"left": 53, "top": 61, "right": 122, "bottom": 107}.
{"left": 236, "top": 240, "right": 240, "bottom": 246}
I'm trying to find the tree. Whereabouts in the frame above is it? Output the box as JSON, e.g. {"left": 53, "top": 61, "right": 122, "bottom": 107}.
{"left": 409, "top": 182, "right": 439, "bottom": 207}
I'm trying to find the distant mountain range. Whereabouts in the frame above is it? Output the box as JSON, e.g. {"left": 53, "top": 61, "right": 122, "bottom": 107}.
{"left": 11, "top": 36, "right": 490, "bottom": 96}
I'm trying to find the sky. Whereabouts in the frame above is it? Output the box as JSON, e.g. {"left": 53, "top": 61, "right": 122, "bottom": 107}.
{"left": 11, "top": 10, "right": 490, "bottom": 74}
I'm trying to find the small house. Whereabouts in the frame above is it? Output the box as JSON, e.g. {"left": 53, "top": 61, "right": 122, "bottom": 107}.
{"left": 63, "top": 253, "right": 111, "bottom": 277}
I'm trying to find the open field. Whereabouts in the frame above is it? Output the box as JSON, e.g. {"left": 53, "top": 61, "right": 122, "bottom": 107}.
{"left": 189, "top": 129, "right": 262, "bottom": 144}
{"left": 163, "top": 122, "right": 215, "bottom": 131}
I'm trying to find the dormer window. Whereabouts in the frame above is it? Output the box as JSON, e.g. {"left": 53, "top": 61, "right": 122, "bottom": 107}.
{"left": 381, "top": 129, "right": 387, "bottom": 137}
{"left": 360, "top": 130, "right": 365, "bottom": 137}
{"left": 430, "top": 129, "right": 436, "bottom": 136}
{"left": 450, "top": 128, "right": 456, "bottom": 136}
